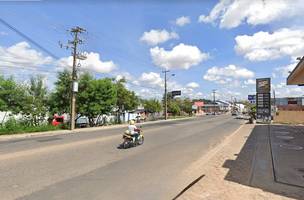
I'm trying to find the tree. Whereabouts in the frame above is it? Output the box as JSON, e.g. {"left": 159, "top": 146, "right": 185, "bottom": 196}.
{"left": 115, "top": 78, "right": 139, "bottom": 123}
{"left": 144, "top": 99, "right": 162, "bottom": 117}
{"left": 22, "top": 76, "right": 48, "bottom": 126}
{"left": 0, "top": 76, "right": 26, "bottom": 114}
{"left": 48, "top": 70, "right": 72, "bottom": 115}
{"left": 78, "top": 78, "right": 117, "bottom": 126}
{"left": 168, "top": 101, "right": 180, "bottom": 116}
{"left": 180, "top": 98, "right": 193, "bottom": 116}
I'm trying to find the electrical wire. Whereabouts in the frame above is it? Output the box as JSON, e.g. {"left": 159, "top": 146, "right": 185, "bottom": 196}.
{"left": 0, "top": 17, "right": 60, "bottom": 59}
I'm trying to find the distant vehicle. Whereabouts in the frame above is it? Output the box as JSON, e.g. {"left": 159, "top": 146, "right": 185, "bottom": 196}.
{"left": 236, "top": 114, "right": 245, "bottom": 119}
{"left": 52, "top": 115, "right": 64, "bottom": 126}
{"left": 76, "top": 117, "right": 89, "bottom": 128}
{"left": 231, "top": 112, "right": 237, "bottom": 116}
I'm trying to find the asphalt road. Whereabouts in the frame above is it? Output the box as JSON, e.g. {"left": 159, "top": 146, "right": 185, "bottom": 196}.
{"left": 0, "top": 115, "right": 243, "bottom": 200}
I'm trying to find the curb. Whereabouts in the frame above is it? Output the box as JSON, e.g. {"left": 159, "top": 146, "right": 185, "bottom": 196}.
{"left": 0, "top": 116, "right": 197, "bottom": 141}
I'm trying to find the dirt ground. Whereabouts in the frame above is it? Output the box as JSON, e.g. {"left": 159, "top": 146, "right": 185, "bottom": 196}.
{"left": 179, "top": 124, "right": 302, "bottom": 200}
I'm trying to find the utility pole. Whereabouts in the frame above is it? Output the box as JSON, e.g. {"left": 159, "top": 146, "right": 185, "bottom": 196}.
{"left": 212, "top": 89, "right": 216, "bottom": 114}
{"left": 273, "top": 89, "right": 276, "bottom": 116}
{"left": 163, "top": 70, "right": 170, "bottom": 120}
{"left": 60, "top": 26, "right": 86, "bottom": 130}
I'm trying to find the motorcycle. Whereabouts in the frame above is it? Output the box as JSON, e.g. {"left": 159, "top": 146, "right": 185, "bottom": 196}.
{"left": 120, "top": 127, "right": 144, "bottom": 149}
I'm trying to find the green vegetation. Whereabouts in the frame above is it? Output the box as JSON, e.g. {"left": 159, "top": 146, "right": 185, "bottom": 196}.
{"left": 164, "top": 92, "right": 194, "bottom": 116}
{"left": 78, "top": 74, "right": 118, "bottom": 126}
{"left": 0, "top": 72, "right": 141, "bottom": 134}
{"left": 0, "top": 118, "right": 62, "bottom": 135}
{"left": 143, "top": 99, "right": 162, "bottom": 119}
{"left": 0, "top": 72, "right": 197, "bottom": 135}
{"left": 115, "top": 78, "right": 139, "bottom": 123}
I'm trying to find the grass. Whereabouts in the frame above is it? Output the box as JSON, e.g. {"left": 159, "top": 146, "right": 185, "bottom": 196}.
{"left": 0, "top": 123, "right": 63, "bottom": 135}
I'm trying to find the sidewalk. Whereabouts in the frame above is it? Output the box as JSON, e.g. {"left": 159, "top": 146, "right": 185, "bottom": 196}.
{"left": 179, "top": 124, "right": 304, "bottom": 200}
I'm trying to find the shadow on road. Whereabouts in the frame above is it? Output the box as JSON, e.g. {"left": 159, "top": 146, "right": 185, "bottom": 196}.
{"left": 222, "top": 125, "right": 304, "bottom": 200}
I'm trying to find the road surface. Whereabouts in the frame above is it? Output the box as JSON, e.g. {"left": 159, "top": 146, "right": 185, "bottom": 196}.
{"left": 0, "top": 115, "right": 243, "bottom": 200}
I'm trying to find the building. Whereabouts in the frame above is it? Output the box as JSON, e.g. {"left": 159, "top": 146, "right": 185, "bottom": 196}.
{"left": 192, "top": 101, "right": 204, "bottom": 115}
{"left": 215, "top": 100, "right": 231, "bottom": 112}
{"left": 285, "top": 57, "right": 304, "bottom": 111}
{"left": 287, "top": 57, "right": 304, "bottom": 86}
{"left": 274, "top": 97, "right": 304, "bottom": 111}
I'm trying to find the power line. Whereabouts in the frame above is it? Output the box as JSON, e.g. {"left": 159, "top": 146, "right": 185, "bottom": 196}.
{"left": 0, "top": 17, "right": 60, "bottom": 59}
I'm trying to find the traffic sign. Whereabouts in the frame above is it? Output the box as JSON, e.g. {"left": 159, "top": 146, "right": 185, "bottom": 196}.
{"left": 171, "top": 90, "right": 181, "bottom": 97}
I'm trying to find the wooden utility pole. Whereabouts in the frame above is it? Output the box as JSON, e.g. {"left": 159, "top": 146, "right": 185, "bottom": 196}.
{"left": 60, "top": 26, "right": 86, "bottom": 130}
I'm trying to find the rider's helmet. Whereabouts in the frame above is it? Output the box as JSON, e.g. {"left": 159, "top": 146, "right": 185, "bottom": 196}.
{"left": 129, "top": 120, "right": 135, "bottom": 125}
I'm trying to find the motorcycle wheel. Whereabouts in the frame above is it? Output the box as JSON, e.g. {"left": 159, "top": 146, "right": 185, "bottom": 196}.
{"left": 123, "top": 141, "right": 129, "bottom": 149}
{"left": 138, "top": 135, "right": 144, "bottom": 145}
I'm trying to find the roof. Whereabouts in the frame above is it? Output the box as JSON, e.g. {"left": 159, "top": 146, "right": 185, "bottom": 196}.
{"left": 287, "top": 57, "right": 304, "bottom": 85}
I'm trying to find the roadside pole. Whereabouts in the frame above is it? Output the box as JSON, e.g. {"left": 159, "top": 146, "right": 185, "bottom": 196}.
{"left": 60, "top": 26, "right": 86, "bottom": 130}
{"left": 163, "top": 70, "right": 169, "bottom": 120}
{"left": 212, "top": 89, "right": 216, "bottom": 115}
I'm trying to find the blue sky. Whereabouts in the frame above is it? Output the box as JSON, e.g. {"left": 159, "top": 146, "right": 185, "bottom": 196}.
{"left": 0, "top": 0, "right": 304, "bottom": 100}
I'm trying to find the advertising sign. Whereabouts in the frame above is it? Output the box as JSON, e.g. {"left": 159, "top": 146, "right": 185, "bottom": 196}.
{"left": 256, "top": 78, "right": 271, "bottom": 93}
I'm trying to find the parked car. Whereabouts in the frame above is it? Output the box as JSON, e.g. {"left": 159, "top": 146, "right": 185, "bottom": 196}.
{"left": 76, "top": 117, "right": 89, "bottom": 128}
{"left": 52, "top": 115, "right": 64, "bottom": 126}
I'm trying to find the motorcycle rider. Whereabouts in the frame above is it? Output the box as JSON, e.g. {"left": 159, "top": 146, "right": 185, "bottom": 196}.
{"left": 127, "top": 120, "right": 140, "bottom": 142}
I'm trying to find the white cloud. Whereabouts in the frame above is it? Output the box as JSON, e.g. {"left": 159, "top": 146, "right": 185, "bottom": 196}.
{"left": 244, "top": 79, "right": 255, "bottom": 85}
{"left": 126, "top": 71, "right": 200, "bottom": 99}
{"left": 175, "top": 16, "right": 191, "bottom": 26}
{"left": 186, "top": 82, "right": 199, "bottom": 88}
{"left": 203, "top": 65, "right": 255, "bottom": 85}
{"left": 272, "top": 82, "right": 304, "bottom": 97}
{"left": 140, "top": 29, "right": 179, "bottom": 46}
{"left": 0, "top": 42, "right": 53, "bottom": 69}
{"left": 150, "top": 43, "right": 209, "bottom": 70}
{"left": 139, "top": 72, "right": 163, "bottom": 87}
{"left": 113, "top": 71, "right": 133, "bottom": 82}
{"left": 235, "top": 28, "right": 304, "bottom": 61}
{"left": 136, "top": 88, "right": 162, "bottom": 99}
{"left": 57, "top": 52, "right": 116, "bottom": 73}
{"left": 274, "top": 62, "right": 297, "bottom": 78}
{"left": 198, "top": 0, "right": 304, "bottom": 29}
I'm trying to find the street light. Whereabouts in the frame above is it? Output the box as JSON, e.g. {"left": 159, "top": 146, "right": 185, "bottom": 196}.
{"left": 163, "top": 70, "right": 175, "bottom": 120}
